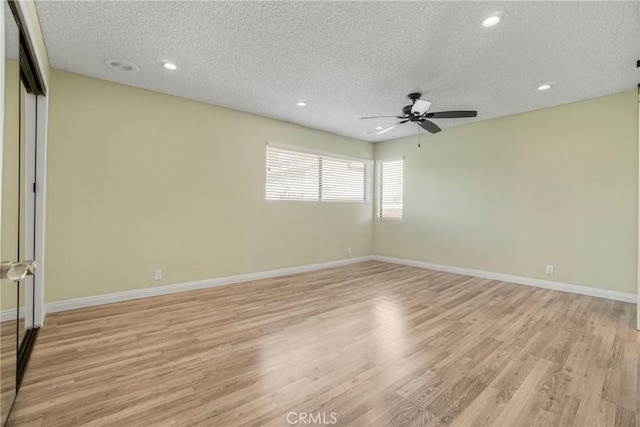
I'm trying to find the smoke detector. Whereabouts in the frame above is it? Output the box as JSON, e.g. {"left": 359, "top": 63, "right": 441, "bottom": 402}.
{"left": 105, "top": 59, "right": 139, "bottom": 73}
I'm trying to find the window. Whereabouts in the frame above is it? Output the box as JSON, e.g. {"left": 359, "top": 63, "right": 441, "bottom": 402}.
{"left": 266, "top": 144, "right": 372, "bottom": 202}
{"left": 376, "top": 158, "right": 403, "bottom": 219}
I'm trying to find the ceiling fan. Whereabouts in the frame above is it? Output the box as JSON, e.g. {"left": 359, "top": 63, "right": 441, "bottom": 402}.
{"left": 361, "top": 93, "right": 477, "bottom": 135}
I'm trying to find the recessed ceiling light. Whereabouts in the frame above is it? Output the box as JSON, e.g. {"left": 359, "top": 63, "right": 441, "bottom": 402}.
{"left": 375, "top": 126, "right": 384, "bottom": 130}
{"left": 296, "top": 101, "right": 307, "bottom": 107}
{"left": 537, "top": 83, "right": 553, "bottom": 91}
{"left": 162, "top": 61, "right": 177, "bottom": 71}
{"left": 482, "top": 15, "right": 501, "bottom": 27}
{"left": 105, "top": 59, "right": 139, "bottom": 73}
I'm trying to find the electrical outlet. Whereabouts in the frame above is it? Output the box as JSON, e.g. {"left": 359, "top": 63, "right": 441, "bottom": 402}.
{"left": 347, "top": 247, "right": 352, "bottom": 254}
{"left": 545, "top": 265, "right": 554, "bottom": 275}
{"left": 154, "top": 269, "right": 162, "bottom": 281}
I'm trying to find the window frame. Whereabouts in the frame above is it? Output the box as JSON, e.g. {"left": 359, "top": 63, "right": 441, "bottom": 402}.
{"left": 265, "top": 142, "right": 373, "bottom": 203}
{"left": 376, "top": 156, "right": 404, "bottom": 220}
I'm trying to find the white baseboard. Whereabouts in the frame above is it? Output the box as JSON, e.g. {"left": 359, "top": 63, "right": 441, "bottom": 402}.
{"left": 32, "top": 253, "right": 637, "bottom": 317}
{"left": 0, "top": 306, "right": 26, "bottom": 323}
{"left": 45, "top": 256, "right": 374, "bottom": 314}
{"left": 373, "top": 255, "right": 637, "bottom": 304}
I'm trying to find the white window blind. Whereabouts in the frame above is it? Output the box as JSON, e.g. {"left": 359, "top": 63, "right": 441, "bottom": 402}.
{"left": 266, "top": 145, "right": 372, "bottom": 202}
{"left": 376, "top": 158, "right": 403, "bottom": 219}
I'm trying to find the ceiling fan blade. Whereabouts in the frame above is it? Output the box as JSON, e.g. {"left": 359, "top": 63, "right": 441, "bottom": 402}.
{"left": 418, "top": 119, "right": 441, "bottom": 134}
{"left": 425, "top": 111, "right": 478, "bottom": 119}
{"left": 377, "top": 120, "right": 408, "bottom": 135}
{"left": 360, "top": 116, "right": 404, "bottom": 120}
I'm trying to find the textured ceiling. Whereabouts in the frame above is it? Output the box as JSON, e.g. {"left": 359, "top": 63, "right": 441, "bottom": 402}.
{"left": 4, "top": 2, "right": 19, "bottom": 60}
{"left": 35, "top": 1, "right": 640, "bottom": 142}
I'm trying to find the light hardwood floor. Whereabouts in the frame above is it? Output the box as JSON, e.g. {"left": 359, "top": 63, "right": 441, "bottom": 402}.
{"left": 8, "top": 261, "right": 640, "bottom": 426}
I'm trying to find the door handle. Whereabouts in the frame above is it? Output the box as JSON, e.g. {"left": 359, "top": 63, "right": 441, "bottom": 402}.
{"left": 0, "top": 260, "right": 36, "bottom": 281}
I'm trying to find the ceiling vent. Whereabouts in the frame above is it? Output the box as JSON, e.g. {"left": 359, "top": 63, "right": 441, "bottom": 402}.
{"left": 105, "top": 59, "right": 139, "bottom": 73}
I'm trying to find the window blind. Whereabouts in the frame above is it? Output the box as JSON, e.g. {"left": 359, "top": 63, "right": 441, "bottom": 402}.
{"left": 376, "top": 159, "right": 403, "bottom": 219}
{"left": 266, "top": 145, "right": 371, "bottom": 202}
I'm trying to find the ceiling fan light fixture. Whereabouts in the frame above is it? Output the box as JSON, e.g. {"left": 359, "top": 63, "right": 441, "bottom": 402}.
{"left": 411, "top": 99, "right": 432, "bottom": 115}
{"left": 482, "top": 14, "right": 502, "bottom": 27}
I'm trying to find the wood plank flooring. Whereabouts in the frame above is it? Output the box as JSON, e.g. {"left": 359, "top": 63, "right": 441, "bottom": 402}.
{"left": 1, "top": 319, "right": 18, "bottom": 422}
{"left": 8, "top": 261, "right": 640, "bottom": 426}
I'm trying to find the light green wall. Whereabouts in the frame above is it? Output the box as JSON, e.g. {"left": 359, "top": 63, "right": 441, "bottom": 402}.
{"left": 374, "top": 91, "right": 638, "bottom": 294}
{"left": 45, "top": 69, "right": 374, "bottom": 302}
{"left": 44, "top": 69, "right": 638, "bottom": 303}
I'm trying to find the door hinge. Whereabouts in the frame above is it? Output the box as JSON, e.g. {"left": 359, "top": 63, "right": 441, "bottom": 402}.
{"left": 32, "top": 182, "right": 36, "bottom": 193}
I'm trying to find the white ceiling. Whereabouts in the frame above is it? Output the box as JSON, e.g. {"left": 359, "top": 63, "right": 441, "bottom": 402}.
{"left": 35, "top": 1, "right": 639, "bottom": 142}
{"left": 4, "top": 2, "right": 19, "bottom": 60}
